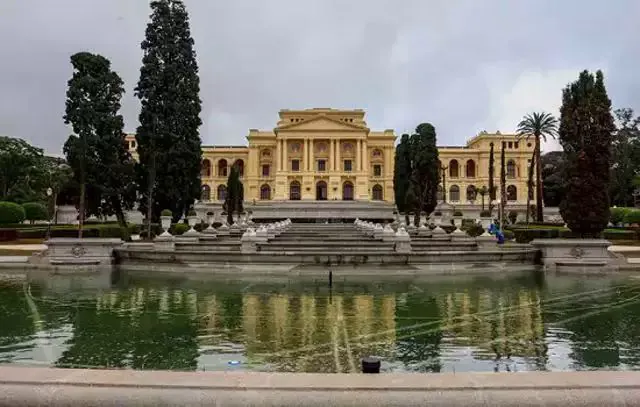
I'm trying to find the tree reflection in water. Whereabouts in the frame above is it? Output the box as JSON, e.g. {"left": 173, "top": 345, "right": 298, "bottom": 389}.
{"left": 0, "top": 275, "right": 639, "bottom": 372}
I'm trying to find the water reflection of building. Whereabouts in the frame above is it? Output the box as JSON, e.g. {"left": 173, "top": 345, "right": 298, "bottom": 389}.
{"left": 203, "top": 293, "right": 397, "bottom": 373}
{"left": 439, "top": 288, "right": 545, "bottom": 362}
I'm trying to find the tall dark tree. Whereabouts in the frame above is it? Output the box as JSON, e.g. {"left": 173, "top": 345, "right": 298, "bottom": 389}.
{"left": 559, "top": 70, "right": 615, "bottom": 237}
{"left": 611, "top": 108, "right": 640, "bottom": 206}
{"left": 500, "top": 141, "right": 506, "bottom": 224}
{"left": 408, "top": 123, "right": 439, "bottom": 225}
{"left": 541, "top": 151, "right": 566, "bottom": 207}
{"left": 393, "top": 134, "right": 411, "bottom": 213}
{"left": 526, "top": 151, "right": 536, "bottom": 224}
{"left": 135, "top": 0, "right": 203, "bottom": 224}
{"left": 64, "top": 52, "right": 132, "bottom": 234}
{"left": 223, "top": 165, "right": 244, "bottom": 225}
{"left": 517, "top": 112, "right": 559, "bottom": 222}
{"left": 0, "top": 137, "right": 45, "bottom": 202}
{"left": 488, "top": 142, "right": 495, "bottom": 214}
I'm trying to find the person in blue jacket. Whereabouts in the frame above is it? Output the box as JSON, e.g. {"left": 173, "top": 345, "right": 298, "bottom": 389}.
{"left": 488, "top": 220, "right": 505, "bottom": 244}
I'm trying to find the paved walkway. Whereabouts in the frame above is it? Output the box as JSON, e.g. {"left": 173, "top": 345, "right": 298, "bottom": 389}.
{"left": 0, "top": 244, "right": 47, "bottom": 251}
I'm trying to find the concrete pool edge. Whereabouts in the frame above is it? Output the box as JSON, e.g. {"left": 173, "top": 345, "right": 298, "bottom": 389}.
{"left": 1, "top": 367, "right": 639, "bottom": 406}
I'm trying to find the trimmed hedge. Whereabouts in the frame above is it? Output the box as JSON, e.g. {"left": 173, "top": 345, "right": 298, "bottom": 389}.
{"left": 512, "top": 227, "right": 638, "bottom": 243}
{"left": 0, "top": 228, "right": 18, "bottom": 242}
{"left": 624, "top": 209, "right": 640, "bottom": 225}
{"left": 0, "top": 202, "right": 26, "bottom": 224}
{"left": 17, "top": 224, "right": 131, "bottom": 240}
{"left": 22, "top": 202, "right": 48, "bottom": 222}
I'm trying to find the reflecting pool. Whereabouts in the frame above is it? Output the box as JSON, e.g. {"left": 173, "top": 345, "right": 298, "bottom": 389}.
{"left": 1, "top": 272, "right": 640, "bottom": 373}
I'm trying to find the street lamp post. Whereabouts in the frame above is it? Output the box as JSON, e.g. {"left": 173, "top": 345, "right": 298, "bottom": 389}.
{"left": 46, "top": 187, "right": 53, "bottom": 240}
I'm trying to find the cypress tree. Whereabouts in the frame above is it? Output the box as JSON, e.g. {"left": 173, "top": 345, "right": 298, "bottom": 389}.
{"left": 63, "top": 52, "right": 134, "bottom": 234}
{"left": 488, "top": 142, "right": 495, "bottom": 214}
{"left": 408, "top": 123, "right": 439, "bottom": 225}
{"left": 224, "top": 166, "right": 244, "bottom": 225}
{"left": 393, "top": 134, "right": 411, "bottom": 213}
{"left": 559, "top": 70, "right": 615, "bottom": 237}
{"left": 135, "top": 0, "right": 203, "bottom": 223}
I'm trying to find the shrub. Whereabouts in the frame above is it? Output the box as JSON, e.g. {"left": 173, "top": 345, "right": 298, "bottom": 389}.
{"left": 464, "top": 223, "right": 484, "bottom": 237}
{"left": 22, "top": 202, "right": 49, "bottom": 223}
{"left": 0, "top": 202, "right": 26, "bottom": 225}
{"left": 610, "top": 207, "right": 631, "bottom": 225}
{"left": 603, "top": 229, "right": 637, "bottom": 241}
{"left": 170, "top": 223, "right": 189, "bottom": 235}
{"left": 507, "top": 211, "right": 518, "bottom": 225}
{"left": 480, "top": 210, "right": 491, "bottom": 217}
{"left": 128, "top": 224, "right": 141, "bottom": 234}
{"left": 624, "top": 209, "right": 640, "bottom": 225}
{"left": 161, "top": 209, "right": 172, "bottom": 217}
{"left": 512, "top": 228, "right": 560, "bottom": 243}
{"left": 503, "top": 230, "right": 515, "bottom": 241}
{"left": 453, "top": 210, "right": 463, "bottom": 217}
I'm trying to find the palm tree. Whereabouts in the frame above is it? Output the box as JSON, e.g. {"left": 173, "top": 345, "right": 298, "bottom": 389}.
{"left": 517, "top": 112, "right": 558, "bottom": 222}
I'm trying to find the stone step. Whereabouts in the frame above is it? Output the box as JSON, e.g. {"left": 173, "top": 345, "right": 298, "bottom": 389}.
{"left": 261, "top": 241, "right": 393, "bottom": 248}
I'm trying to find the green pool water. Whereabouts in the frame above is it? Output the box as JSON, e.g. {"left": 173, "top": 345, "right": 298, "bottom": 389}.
{"left": 1, "top": 272, "right": 640, "bottom": 373}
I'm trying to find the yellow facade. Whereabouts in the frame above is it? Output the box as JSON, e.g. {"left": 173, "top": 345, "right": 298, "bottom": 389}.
{"left": 125, "top": 108, "right": 535, "bottom": 205}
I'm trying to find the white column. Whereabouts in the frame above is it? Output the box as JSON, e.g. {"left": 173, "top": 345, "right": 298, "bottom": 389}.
{"left": 282, "top": 139, "right": 288, "bottom": 172}
{"left": 362, "top": 140, "right": 368, "bottom": 174}
{"left": 277, "top": 139, "right": 282, "bottom": 171}
{"left": 309, "top": 139, "right": 314, "bottom": 172}
{"left": 356, "top": 140, "right": 362, "bottom": 172}
{"left": 331, "top": 139, "right": 336, "bottom": 171}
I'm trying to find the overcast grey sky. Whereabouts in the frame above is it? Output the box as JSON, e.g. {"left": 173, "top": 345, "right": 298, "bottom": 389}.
{"left": 1, "top": 0, "right": 639, "bottom": 154}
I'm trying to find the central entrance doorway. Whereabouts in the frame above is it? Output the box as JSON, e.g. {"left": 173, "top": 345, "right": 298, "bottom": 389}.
{"left": 316, "top": 181, "right": 328, "bottom": 200}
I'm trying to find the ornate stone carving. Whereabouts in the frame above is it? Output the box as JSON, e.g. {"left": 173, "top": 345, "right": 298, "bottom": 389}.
{"left": 71, "top": 244, "right": 86, "bottom": 258}
{"left": 569, "top": 246, "right": 585, "bottom": 259}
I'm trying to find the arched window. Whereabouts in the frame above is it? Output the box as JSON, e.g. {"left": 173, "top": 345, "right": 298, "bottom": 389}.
{"left": 466, "top": 185, "right": 476, "bottom": 201}
{"left": 449, "top": 160, "right": 459, "bottom": 178}
{"left": 289, "top": 181, "right": 301, "bottom": 200}
{"left": 218, "top": 159, "right": 228, "bottom": 177}
{"left": 201, "top": 159, "right": 211, "bottom": 177}
{"left": 260, "top": 184, "right": 271, "bottom": 200}
{"left": 201, "top": 185, "right": 211, "bottom": 201}
{"left": 437, "top": 185, "right": 443, "bottom": 201}
{"left": 449, "top": 185, "right": 460, "bottom": 202}
{"left": 234, "top": 159, "right": 244, "bottom": 177}
{"left": 342, "top": 181, "right": 354, "bottom": 200}
{"left": 507, "top": 160, "right": 516, "bottom": 179}
{"left": 466, "top": 160, "right": 476, "bottom": 178}
{"left": 217, "top": 184, "right": 227, "bottom": 201}
{"left": 507, "top": 185, "right": 517, "bottom": 201}
{"left": 372, "top": 184, "right": 383, "bottom": 201}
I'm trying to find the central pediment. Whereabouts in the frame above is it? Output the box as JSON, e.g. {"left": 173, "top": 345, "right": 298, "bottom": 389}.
{"left": 275, "top": 114, "right": 369, "bottom": 133}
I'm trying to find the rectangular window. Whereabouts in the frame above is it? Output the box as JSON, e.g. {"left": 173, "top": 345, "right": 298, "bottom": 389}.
{"left": 262, "top": 164, "right": 270, "bottom": 177}
{"left": 373, "top": 164, "right": 382, "bottom": 177}
{"left": 514, "top": 142, "right": 519, "bottom": 149}
{"left": 317, "top": 160, "right": 326, "bottom": 172}
{"left": 343, "top": 160, "right": 352, "bottom": 172}
{"left": 291, "top": 159, "right": 300, "bottom": 172}
{"left": 508, "top": 141, "right": 513, "bottom": 148}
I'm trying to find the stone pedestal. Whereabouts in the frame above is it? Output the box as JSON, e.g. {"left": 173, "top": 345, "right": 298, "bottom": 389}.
{"left": 382, "top": 224, "right": 395, "bottom": 242}
{"left": 531, "top": 239, "right": 616, "bottom": 272}
{"left": 476, "top": 234, "right": 496, "bottom": 249}
{"left": 34, "top": 238, "right": 123, "bottom": 266}
{"left": 451, "top": 228, "right": 472, "bottom": 242}
{"left": 154, "top": 235, "right": 175, "bottom": 250}
{"left": 394, "top": 228, "right": 412, "bottom": 253}
{"left": 56, "top": 205, "right": 78, "bottom": 225}
{"left": 240, "top": 228, "right": 257, "bottom": 254}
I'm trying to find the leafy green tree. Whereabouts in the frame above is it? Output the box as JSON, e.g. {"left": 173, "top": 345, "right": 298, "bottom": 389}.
{"left": 223, "top": 165, "right": 244, "bottom": 225}
{"left": 610, "top": 108, "right": 640, "bottom": 206}
{"left": 541, "top": 151, "right": 565, "bottom": 207}
{"left": 408, "top": 123, "right": 439, "bottom": 225}
{"left": 517, "top": 112, "right": 559, "bottom": 222}
{"left": 0, "top": 137, "right": 46, "bottom": 202}
{"left": 135, "top": 0, "right": 203, "bottom": 224}
{"left": 488, "top": 142, "right": 495, "bottom": 214}
{"left": 63, "top": 52, "right": 134, "bottom": 229}
{"left": 559, "top": 70, "right": 615, "bottom": 237}
{"left": 393, "top": 134, "right": 411, "bottom": 213}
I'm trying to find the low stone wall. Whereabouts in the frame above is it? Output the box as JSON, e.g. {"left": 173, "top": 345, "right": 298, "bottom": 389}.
{"left": 30, "top": 238, "right": 123, "bottom": 270}
{"left": 0, "top": 367, "right": 638, "bottom": 407}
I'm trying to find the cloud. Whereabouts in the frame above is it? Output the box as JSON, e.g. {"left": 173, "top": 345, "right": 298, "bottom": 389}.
{"left": 0, "top": 0, "right": 639, "bottom": 155}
